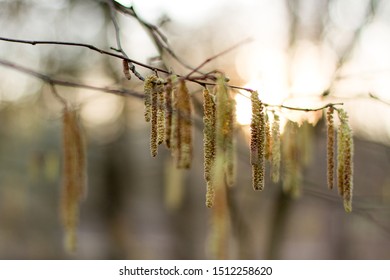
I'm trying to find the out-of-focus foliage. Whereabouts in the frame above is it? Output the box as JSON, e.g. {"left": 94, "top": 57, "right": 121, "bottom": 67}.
{"left": 0, "top": 0, "right": 389, "bottom": 259}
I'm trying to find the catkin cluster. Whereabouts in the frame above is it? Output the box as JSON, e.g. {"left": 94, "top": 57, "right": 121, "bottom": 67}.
{"left": 336, "top": 109, "right": 354, "bottom": 212}
{"left": 203, "top": 75, "right": 236, "bottom": 207}
{"left": 171, "top": 80, "right": 193, "bottom": 169}
{"left": 61, "top": 106, "right": 87, "bottom": 252}
{"left": 143, "top": 74, "right": 193, "bottom": 165}
{"left": 250, "top": 91, "right": 265, "bottom": 191}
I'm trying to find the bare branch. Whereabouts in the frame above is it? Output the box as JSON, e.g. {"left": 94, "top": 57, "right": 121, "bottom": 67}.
{"left": 106, "top": 0, "right": 144, "bottom": 81}
{"left": 49, "top": 83, "right": 67, "bottom": 107}
{"left": 0, "top": 36, "right": 170, "bottom": 77}
{"left": 369, "top": 93, "right": 390, "bottom": 106}
{"left": 0, "top": 58, "right": 143, "bottom": 99}
{"left": 112, "top": 1, "right": 205, "bottom": 75}
{"left": 184, "top": 37, "right": 253, "bottom": 80}
{"left": 268, "top": 102, "right": 344, "bottom": 112}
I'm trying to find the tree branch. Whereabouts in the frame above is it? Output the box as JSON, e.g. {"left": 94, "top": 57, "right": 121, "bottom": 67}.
{"left": 0, "top": 58, "right": 143, "bottom": 98}
{"left": 0, "top": 36, "right": 170, "bottom": 77}
{"left": 0, "top": 57, "right": 343, "bottom": 113}
{"left": 106, "top": 0, "right": 144, "bottom": 81}
{"left": 275, "top": 102, "right": 344, "bottom": 112}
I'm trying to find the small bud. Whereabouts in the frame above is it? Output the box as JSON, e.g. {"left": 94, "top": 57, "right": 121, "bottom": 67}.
{"left": 122, "top": 59, "right": 131, "bottom": 80}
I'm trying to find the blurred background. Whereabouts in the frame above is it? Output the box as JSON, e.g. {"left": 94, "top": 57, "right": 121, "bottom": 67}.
{"left": 0, "top": 0, "right": 390, "bottom": 259}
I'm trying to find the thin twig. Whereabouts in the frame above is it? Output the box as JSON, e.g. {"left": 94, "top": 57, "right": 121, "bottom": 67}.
{"left": 369, "top": 93, "right": 390, "bottom": 106}
{"left": 271, "top": 102, "right": 344, "bottom": 112}
{"left": 184, "top": 37, "right": 253, "bottom": 79}
{"left": 0, "top": 58, "right": 343, "bottom": 114}
{"left": 106, "top": 0, "right": 144, "bottom": 81}
{"left": 0, "top": 59, "right": 143, "bottom": 98}
{"left": 113, "top": 1, "right": 205, "bottom": 75}
{"left": 0, "top": 36, "right": 254, "bottom": 91}
{"left": 49, "top": 83, "right": 67, "bottom": 107}
{"left": 0, "top": 36, "right": 170, "bottom": 76}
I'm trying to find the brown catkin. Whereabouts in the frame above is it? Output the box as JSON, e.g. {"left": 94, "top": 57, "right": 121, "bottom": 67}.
{"left": 271, "top": 113, "right": 281, "bottom": 183}
{"left": 215, "top": 75, "right": 236, "bottom": 187}
{"left": 265, "top": 113, "right": 272, "bottom": 160}
{"left": 164, "top": 77, "right": 173, "bottom": 149}
{"left": 250, "top": 91, "right": 260, "bottom": 165}
{"left": 150, "top": 78, "right": 158, "bottom": 157}
{"left": 327, "top": 107, "right": 335, "bottom": 190}
{"left": 156, "top": 78, "right": 165, "bottom": 145}
{"left": 61, "top": 106, "right": 87, "bottom": 252}
{"left": 206, "top": 181, "right": 215, "bottom": 208}
{"left": 203, "top": 87, "right": 216, "bottom": 183}
{"left": 171, "top": 80, "right": 192, "bottom": 169}
{"left": 225, "top": 95, "right": 236, "bottom": 187}
{"left": 122, "top": 59, "right": 131, "bottom": 80}
{"left": 337, "top": 109, "right": 354, "bottom": 212}
{"left": 250, "top": 91, "right": 265, "bottom": 190}
{"left": 144, "top": 74, "right": 157, "bottom": 122}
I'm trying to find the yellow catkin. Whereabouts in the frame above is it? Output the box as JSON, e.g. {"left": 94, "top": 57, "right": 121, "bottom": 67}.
{"left": 337, "top": 110, "right": 346, "bottom": 196}
{"left": 144, "top": 74, "right": 157, "bottom": 122}
{"left": 337, "top": 109, "right": 354, "bottom": 212}
{"left": 164, "top": 77, "right": 173, "bottom": 149}
{"left": 327, "top": 107, "right": 335, "bottom": 190}
{"left": 250, "top": 91, "right": 265, "bottom": 190}
{"left": 203, "top": 88, "right": 216, "bottom": 182}
{"left": 215, "top": 75, "right": 236, "bottom": 187}
{"left": 122, "top": 59, "right": 131, "bottom": 80}
{"left": 265, "top": 113, "right": 272, "bottom": 160}
{"left": 150, "top": 79, "right": 158, "bottom": 157}
{"left": 156, "top": 78, "right": 165, "bottom": 145}
{"left": 225, "top": 96, "right": 236, "bottom": 187}
{"left": 206, "top": 181, "right": 215, "bottom": 208}
{"left": 271, "top": 113, "right": 281, "bottom": 183}
{"left": 61, "top": 106, "right": 87, "bottom": 252}
{"left": 171, "top": 80, "right": 192, "bottom": 169}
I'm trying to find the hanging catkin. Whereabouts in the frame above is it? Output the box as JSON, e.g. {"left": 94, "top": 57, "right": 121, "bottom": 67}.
{"left": 250, "top": 91, "right": 265, "bottom": 190}
{"left": 61, "top": 106, "right": 87, "bottom": 252}
{"left": 171, "top": 80, "right": 192, "bottom": 169}
{"left": 203, "top": 87, "right": 216, "bottom": 182}
{"left": 156, "top": 78, "right": 165, "bottom": 145}
{"left": 150, "top": 83, "right": 158, "bottom": 157}
{"left": 215, "top": 74, "right": 236, "bottom": 187}
{"left": 144, "top": 74, "right": 158, "bottom": 122}
{"left": 164, "top": 77, "right": 173, "bottom": 149}
{"left": 326, "top": 107, "right": 335, "bottom": 190}
{"left": 203, "top": 87, "right": 216, "bottom": 207}
{"left": 265, "top": 113, "right": 272, "bottom": 160}
{"left": 336, "top": 109, "right": 354, "bottom": 212}
{"left": 148, "top": 76, "right": 165, "bottom": 157}
{"left": 271, "top": 113, "right": 281, "bottom": 183}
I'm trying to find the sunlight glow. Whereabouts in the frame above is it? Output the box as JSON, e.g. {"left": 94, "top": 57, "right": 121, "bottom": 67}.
{"left": 234, "top": 93, "right": 252, "bottom": 126}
